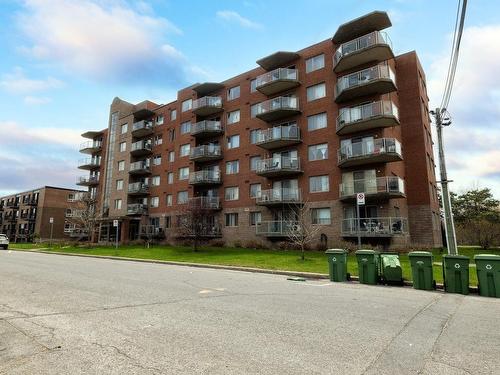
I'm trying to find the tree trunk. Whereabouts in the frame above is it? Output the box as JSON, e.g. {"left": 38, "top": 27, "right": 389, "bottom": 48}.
{"left": 301, "top": 243, "right": 305, "bottom": 261}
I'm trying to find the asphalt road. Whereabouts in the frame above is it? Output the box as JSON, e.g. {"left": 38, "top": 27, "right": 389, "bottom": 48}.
{"left": 1, "top": 251, "right": 499, "bottom": 375}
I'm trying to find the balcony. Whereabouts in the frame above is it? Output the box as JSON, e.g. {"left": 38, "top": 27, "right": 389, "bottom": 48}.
{"left": 336, "top": 100, "right": 399, "bottom": 135}
{"left": 177, "top": 224, "right": 222, "bottom": 238}
{"left": 79, "top": 140, "right": 102, "bottom": 154}
{"left": 338, "top": 138, "right": 402, "bottom": 168}
{"left": 335, "top": 64, "right": 396, "bottom": 103}
{"left": 188, "top": 196, "right": 221, "bottom": 210}
{"left": 255, "top": 68, "right": 300, "bottom": 96}
{"left": 78, "top": 158, "right": 100, "bottom": 170}
{"left": 77, "top": 176, "right": 99, "bottom": 186}
{"left": 25, "top": 198, "right": 38, "bottom": 206}
{"left": 127, "top": 203, "right": 148, "bottom": 216}
{"left": 130, "top": 140, "right": 152, "bottom": 156}
{"left": 189, "top": 145, "right": 223, "bottom": 162}
{"left": 131, "top": 120, "right": 154, "bottom": 137}
{"left": 333, "top": 31, "right": 394, "bottom": 73}
{"left": 339, "top": 176, "right": 405, "bottom": 201}
{"left": 256, "top": 220, "right": 298, "bottom": 238}
{"left": 129, "top": 160, "right": 151, "bottom": 175}
{"left": 188, "top": 170, "right": 222, "bottom": 185}
{"left": 341, "top": 217, "right": 408, "bottom": 237}
{"left": 256, "top": 157, "right": 302, "bottom": 178}
{"left": 191, "top": 120, "right": 224, "bottom": 138}
{"left": 256, "top": 189, "right": 302, "bottom": 207}
{"left": 256, "top": 125, "right": 301, "bottom": 150}
{"left": 192, "top": 96, "right": 223, "bottom": 116}
{"left": 255, "top": 96, "right": 300, "bottom": 122}
{"left": 128, "top": 182, "right": 150, "bottom": 196}
{"left": 6, "top": 201, "right": 19, "bottom": 208}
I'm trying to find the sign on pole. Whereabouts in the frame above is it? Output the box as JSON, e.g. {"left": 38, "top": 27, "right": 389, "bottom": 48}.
{"left": 356, "top": 193, "right": 365, "bottom": 206}
{"left": 356, "top": 193, "right": 365, "bottom": 249}
{"left": 113, "top": 219, "right": 119, "bottom": 227}
{"left": 49, "top": 217, "right": 54, "bottom": 224}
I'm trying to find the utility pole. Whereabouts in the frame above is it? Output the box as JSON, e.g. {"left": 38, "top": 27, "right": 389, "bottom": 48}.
{"left": 431, "top": 108, "right": 457, "bottom": 255}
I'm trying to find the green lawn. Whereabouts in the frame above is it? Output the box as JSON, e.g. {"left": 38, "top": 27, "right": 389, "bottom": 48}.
{"left": 9, "top": 243, "right": 500, "bottom": 287}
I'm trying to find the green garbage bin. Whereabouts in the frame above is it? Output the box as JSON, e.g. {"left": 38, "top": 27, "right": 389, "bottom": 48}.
{"left": 442, "top": 255, "right": 469, "bottom": 295}
{"left": 380, "top": 253, "right": 403, "bottom": 285}
{"left": 325, "top": 249, "right": 348, "bottom": 282}
{"left": 355, "top": 250, "right": 379, "bottom": 285}
{"left": 408, "top": 251, "right": 435, "bottom": 290}
{"left": 474, "top": 254, "right": 500, "bottom": 298}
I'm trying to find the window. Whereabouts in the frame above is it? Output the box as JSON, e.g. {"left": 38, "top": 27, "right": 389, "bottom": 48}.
{"left": 250, "top": 129, "right": 260, "bottom": 144}
{"left": 225, "top": 213, "right": 238, "bottom": 227}
{"left": 306, "top": 54, "right": 325, "bottom": 73}
{"left": 150, "top": 196, "right": 159, "bottom": 208}
{"left": 250, "top": 156, "right": 261, "bottom": 171}
{"left": 169, "top": 129, "right": 176, "bottom": 142}
{"left": 114, "top": 199, "right": 122, "bottom": 210}
{"left": 250, "top": 79, "right": 257, "bottom": 93}
{"left": 225, "top": 187, "right": 239, "bottom": 201}
{"left": 308, "top": 112, "right": 327, "bottom": 131}
{"left": 177, "top": 191, "right": 188, "bottom": 204}
{"left": 307, "top": 83, "right": 326, "bottom": 101}
{"left": 182, "top": 99, "right": 192, "bottom": 112}
{"left": 170, "top": 109, "right": 177, "bottom": 121}
{"left": 309, "top": 175, "right": 330, "bottom": 193}
{"left": 226, "top": 160, "right": 239, "bottom": 175}
{"left": 152, "top": 176, "right": 160, "bottom": 186}
{"left": 119, "top": 142, "right": 126, "bottom": 152}
{"left": 308, "top": 143, "right": 328, "bottom": 161}
{"left": 180, "top": 121, "right": 191, "bottom": 134}
{"left": 227, "top": 110, "right": 240, "bottom": 124}
{"left": 311, "top": 208, "right": 331, "bottom": 225}
{"left": 179, "top": 144, "right": 190, "bottom": 157}
{"left": 249, "top": 212, "right": 262, "bottom": 226}
{"left": 250, "top": 183, "right": 261, "bottom": 198}
{"left": 178, "top": 167, "right": 189, "bottom": 180}
{"left": 166, "top": 194, "right": 173, "bottom": 206}
{"left": 121, "top": 123, "right": 128, "bottom": 134}
{"left": 167, "top": 172, "right": 174, "bottom": 184}
{"left": 227, "top": 135, "right": 240, "bottom": 149}
{"left": 250, "top": 103, "right": 259, "bottom": 118}
{"left": 154, "top": 135, "right": 162, "bottom": 146}
{"left": 153, "top": 155, "right": 161, "bottom": 165}
{"left": 168, "top": 151, "right": 175, "bottom": 162}
{"left": 165, "top": 216, "right": 171, "bottom": 228}
{"left": 116, "top": 179, "right": 123, "bottom": 190}
{"left": 156, "top": 115, "right": 164, "bottom": 125}
{"left": 118, "top": 160, "right": 125, "bottom": 171}
{"left": 227, "top": 86, "right": 240, "bottom": 100}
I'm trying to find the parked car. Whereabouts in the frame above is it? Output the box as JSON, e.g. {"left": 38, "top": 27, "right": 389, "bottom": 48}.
{"left": 0, "top": 234, "right": 9, "bottom": 249}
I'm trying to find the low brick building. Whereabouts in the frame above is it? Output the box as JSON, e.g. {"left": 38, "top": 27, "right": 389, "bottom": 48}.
{"left": 78, "top": 11, "right": 442, "bottom": 249}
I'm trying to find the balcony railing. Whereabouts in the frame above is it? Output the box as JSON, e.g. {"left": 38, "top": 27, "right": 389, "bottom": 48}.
{"left": 128, "top": 182, "right": 150, "bottom": 195}
{"left": 339, "top": 176, "right": 405, "bottom": 199}
{"left": 131, "top": 140, "right": 152, "bottom": 155}
{"left": 254, "top": 96, "right": 300, "bottom": 122}
{"left": 256, "top": 220, "right": 299, "bottom": 237}
{"left": 129, "top": 160, "right": 151, "bottom": 174}
{"left": 192, "top": 96, "right": 223, "bottom": 116}
{"left": 341, "top": 217, "right": 408, "bottom": 237}
{"left": 336, "top": 100, "right": 399, "bottom": 135}
{"left": 256, "top": 157, "right": 302, "bottom": 177}
{"left": 255, "top": 68, "right": 300, "bottom": 96}
{"left": 188, "top": 170, "right": 222, "bottom": 185}
{"left": 191, "top": 120, "right": 224, "bottom": 137}
{"left": 335, "top": 64, "right": 396, "bottom": 103}
{"left": 78, "top": 158, "right": 101, "bottom": 170}
{"left": 338, "top": 138, "right": 402, "bottom": 166}
{"left": 256, "top": 125, "right": 301, "bottom": 149}
{"left": 77, "top": 176, "right": 99, "bottom": 186}
{"left": 256, "top": 188, "right": 302, "bottom": 205}
{"left": 333, "top": 31, "right": 393, "bottom": 72}
{"left": 127, "top": 203, "right": 148, "bottom": 216}
{"left": 132, "top": 120, "right": 154, "bottom": 137}
{"left": 189, "top": 145, "right": 222, "bottom": 161}
{"left": 79, "top": 140, "right": 102, "bottom": 154}
{"left": 188, "top": 196, "right": 221, "bottom": 210}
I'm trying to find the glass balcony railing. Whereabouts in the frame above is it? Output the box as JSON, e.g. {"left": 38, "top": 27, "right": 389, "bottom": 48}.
{"left": 79, "top": 140, "right": 102, "bottom": 153}
{"left": 336, "top": 100, "right": 399, "bottom": 134}
{"left": 188, "top": 196, "right": 221, "bottom": 210}
{"left": 192, "top": 96, "right": 223, "bottom": 115}
{"left": 78, "top": 158, "right": 101, "bottom": 169}
{"left": 335, "top": 64, "right": 396, "bottom": 101}
{"left": 128, "top": 182, "right": 150, "bottom": 195}
{"left": 256, "top": 157, "right": 301, "bottom": 176}
{"left": 255, "top": 68, "right": 300, "bottom": 95}
{"left": 256, "top": 220, "right": 299, "bottom": 237}
{"left": 338, "top": 138, "right": 402, "bottom": 165}
{"left": 256, "top": 126, "right": 301, "bottom": 147}
{"left": 254, "top": 96, "right": 300, "bottom": 121}
{"left": 189, "top": 170, "right": 222, "bottom": 185}
{"left": 256, "top": 188, "right": 302, "bottom": 205}
{"left": 132, "top": 120, "right": 154, "bottom": 136}
{"left": 131, "top": 140, "right": 152, "bottom": 154}
{"left": 191, "top": 120, "right": 223, "bottom": 136}
{"left": 189, "top": 145, "right": 222, "bottom": 160}
{"left": 341, "top": 217, "right": 408, "bottom": 236}
{"left": 127, "top": 203, "right": 148, "bottom": 215}
{"left": 129, "top": 160, "right": 151, "bottom": 174}
{"left": 339, "top": 176, "right": 405, "bottom": 198}
{"left": 77, "top": 176, "right": 99, "bottom": 186}
{"left": 333, "top": 31, "right": 392, "bottom": 69}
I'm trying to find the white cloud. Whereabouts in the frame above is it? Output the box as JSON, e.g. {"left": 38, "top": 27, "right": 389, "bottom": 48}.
{"left": 216, "top": 10, "right": 263, "bottom": 30}
{"left": 23, "top": 96, "right": 52, "bottom": 105}
{"left": 0, "top": 121, "right": 83, "bottom": 148}
{"left": 0, "top": 67, "right": 64, "bottom": 94}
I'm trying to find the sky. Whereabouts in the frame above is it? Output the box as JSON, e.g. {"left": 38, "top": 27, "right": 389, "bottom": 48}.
{"left": 0, "top": 0, "right": 499, "bottom": 198}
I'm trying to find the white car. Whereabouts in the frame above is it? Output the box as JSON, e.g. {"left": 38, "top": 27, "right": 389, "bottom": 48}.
{"left": 0, "top": 234, "right": 9, "bottom": 249}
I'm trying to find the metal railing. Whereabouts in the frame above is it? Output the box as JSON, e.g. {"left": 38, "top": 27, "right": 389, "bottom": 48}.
{"left": 79, "top": 140, "right": 102, "bottom": 151}
{"left": 255, "top": 68, "right": 298, "bottom": 88}
{"left": 188, "top": 196, "right": 221, "bottom": 210}
{"left": 335, "top": 64, "right": 396, "bottom": 97}
{"left": 256, "top": 188, "right": 302, "bottom": 204}
{"left": 341, "top": 217, "right": 408, "bottom": 236}
{"left": 191, "top": 120, "right": 223, "bottom": 135}
{"left": 129, "top": 160, "right": 151, "bottom": 173}
{"left": 132, "top": 120, "right": 153, "bottom": 132}
{"left": 336, "top": 100, "right": 399, "bottom": 131}
{"left": 78, "top": 176, "right": 99, "bottom": 184}
{"left": 254, "top": 96, "right": 299, "bottom": 117}
{"left": 256, "top": 157, "right": 301, "bottom": 174}
{"left": 190, "top": 145, "right": 222, "bottom": 159}
{"left": 127, "top": 203, "right": 148, "bottom": 215}
{"left": 131, "top": 140, "right": 152, "bottom": 152}
{"left": 338, "top": 138, "right": 402, "bottom": 163}
{"left": 334, "top": 31, "right": 392, "bottom": 66}
{"left": 78, "top": 158, "right": 100, "bottom": 168}
{"left": 339, "top": 176, "right": 405, "bottom": 197}
{"left": 256, "top": 125, "right": 301, "bottom": 144}
{"left": 193, "top": 96, "right": 222, "bottom": 110}
{"left": 189, "top": 170, "right": 221, "bottom": 184}
{"left": 128, "top": 182, "right": 150, "bottom": 194}
{"left": 256, "top": 220, "right": 299, "bottom": 236}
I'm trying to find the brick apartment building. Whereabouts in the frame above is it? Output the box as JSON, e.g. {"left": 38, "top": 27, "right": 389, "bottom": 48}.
{"left": 78, "top": 11, "right": 442, "bottom": 249}
{"left": 0, "top": 186, "right": 86, "bottom": 242}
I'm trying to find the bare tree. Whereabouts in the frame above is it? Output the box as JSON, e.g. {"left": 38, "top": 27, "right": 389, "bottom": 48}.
{"left": 286, "top": 200, "right": 322, "bottom": 261}
{"left": 66, "top": 193, "right": 101, "bottom": 244}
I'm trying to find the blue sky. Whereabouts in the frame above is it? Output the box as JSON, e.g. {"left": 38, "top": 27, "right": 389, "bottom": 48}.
{"left": 0, "top": 0, "right": 499, "bottom": 197}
